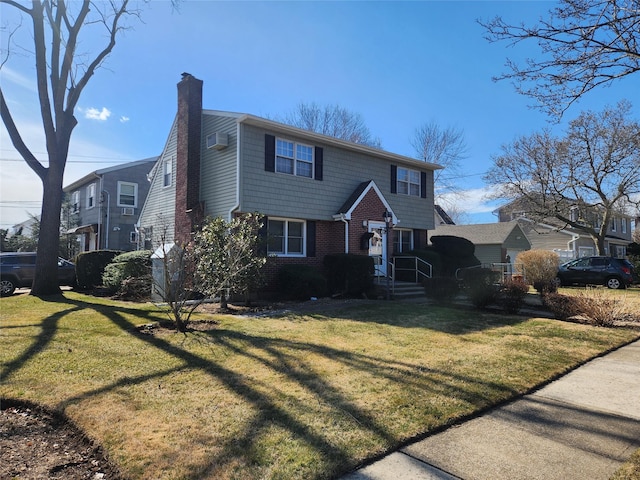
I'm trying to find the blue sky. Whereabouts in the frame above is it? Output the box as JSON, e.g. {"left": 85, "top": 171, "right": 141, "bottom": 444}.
{"left": 1, "top": 0, "right": 638, "bottom": 230}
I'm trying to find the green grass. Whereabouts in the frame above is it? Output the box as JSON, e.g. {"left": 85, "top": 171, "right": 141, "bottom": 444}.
{"left": 1, "top": 292, "right": 639, "bottom": 480}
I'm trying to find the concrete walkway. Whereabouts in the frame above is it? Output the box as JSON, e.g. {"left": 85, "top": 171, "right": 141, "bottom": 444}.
{"left": 341, "top": 339, "right": 640, "bottom": 480}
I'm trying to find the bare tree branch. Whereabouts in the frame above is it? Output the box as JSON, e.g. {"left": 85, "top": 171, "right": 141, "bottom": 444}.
{"left": 480, "top": 0, "right": 640, "bottom": 118}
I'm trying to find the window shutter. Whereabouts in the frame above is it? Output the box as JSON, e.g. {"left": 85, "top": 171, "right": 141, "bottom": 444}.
{"left": 420, "top": 171, "right": 427, "bottom": 199}
{"left": 413, "top": 229, "right": 421, "bottom": 250}
{"left": 314, "top": 147, "right": 323, "bottom": 181}
{"left": 390, "top": 165, "right": 397, "bottom": 194}
{"left": 265, "top": 134, "right": 275, "bottom": 172}
{"left": 306, "top": 221, "right": 316, "bottom": 257}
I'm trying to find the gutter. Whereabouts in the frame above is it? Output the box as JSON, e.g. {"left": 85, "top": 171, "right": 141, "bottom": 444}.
{"left": 332, "top": 213, "right": 349, "bottom": 253}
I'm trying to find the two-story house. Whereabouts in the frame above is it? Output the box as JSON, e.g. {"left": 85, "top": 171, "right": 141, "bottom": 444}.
{"left": 495, "top": 198, "right": 636, "bottom": 261}
{"left": 138, "top": 74, "right": 441, "bottom": 283}
{"left": 64, "top": 158, "right": 157, "bottom": 252}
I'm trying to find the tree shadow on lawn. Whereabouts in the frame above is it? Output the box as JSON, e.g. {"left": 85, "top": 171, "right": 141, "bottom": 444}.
{"left": 288, "top": 300, "right": 531, "bottom": 334}
{"left": 3, "top": 294, "right": 523, "bottom": 479}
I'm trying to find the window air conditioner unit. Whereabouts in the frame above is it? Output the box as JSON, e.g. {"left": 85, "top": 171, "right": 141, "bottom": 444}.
{"left": 122, "top": 207, "right": 135, "bottom": 216}
{"left": 206, "top": 132, "right": 228, "bottom": 150}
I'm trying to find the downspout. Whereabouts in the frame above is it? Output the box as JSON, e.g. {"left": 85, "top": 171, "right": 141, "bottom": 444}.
{"left": 101, "top": 186, "right": 110, "bottom": 250}
{"left": 333, "top": 213, "right": 349, "bottom": 253}
{"left": 228, "top": 120, "right": 242, "bottom": 221}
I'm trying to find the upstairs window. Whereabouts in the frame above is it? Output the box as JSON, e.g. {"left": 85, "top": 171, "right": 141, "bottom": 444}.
{"left": 117, "top": 182, "right": 138, "bottom": 207}
{"left": 163, "top": 158, "right": 172, "bottom": 187}
{"left": 71, "top": 191, "right": 80, "bottom": 213}
{"left": 276, "top": 139, "right": 313, "bottom": 178}
{"left": 267, "top": 218, "right": 305, "bottom": 256}
{"left": 397, "top": 167, "right": 421, "bottom": 197}
{"left": 87, "top": 183, "right": 96, "bottom": 209}
{"left": 622, "top": 218, "right": 627, "bottom": 234}
{"left": 610, "top": 217, "right": 617, "bottom": 232}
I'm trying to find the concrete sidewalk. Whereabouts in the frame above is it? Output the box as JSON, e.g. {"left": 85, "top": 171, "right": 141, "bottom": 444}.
{"left": 341, "top": 339, "right": 640, "bottom": 480}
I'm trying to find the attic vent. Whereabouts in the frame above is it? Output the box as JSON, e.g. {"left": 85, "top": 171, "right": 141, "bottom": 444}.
{"left": 206, "top": 132, "right": 228, "bottom": 150}
{"left": 122, "top": 207, "right": 135, "bottom": 216}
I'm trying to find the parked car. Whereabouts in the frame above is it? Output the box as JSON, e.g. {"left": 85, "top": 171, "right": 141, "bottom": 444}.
{"left": 0, "top": 252, "right": 76, "bottom": 296}
{"left": 555, "top": 256, "right": 636, "bottom": 289}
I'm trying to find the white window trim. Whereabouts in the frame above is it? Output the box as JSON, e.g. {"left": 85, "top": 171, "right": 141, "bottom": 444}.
{"left": 610, "top": 217, "right": 616, "bottom": 232}
{"left": 117, "top": 181, "right": 138, "bottom": 208}
{"left": 394, "top": 228, "right": 413, "bottom": 254}
{"left": 86, "top": 183, "right": 96, "bottom": 209}
{"left": 163, "top": 158, "right": 173, "bottom": 188}
{"left": 275, "top": 138, "right": 314, "bottom": 178}
{"left": 267, "top": 217, "right": 306, "bottom": 257}
{"left": 396, "top": 167, "right": 421, "bottom": 197}
{"left": 621, "top": 218, "right": 627, "bottom": 234}
{"left": 71, "top": 190, "right": 80, "bottom": 213}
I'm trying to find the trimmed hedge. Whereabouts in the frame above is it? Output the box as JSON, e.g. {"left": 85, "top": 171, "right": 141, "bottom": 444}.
{"left": 324, "top": 254, "right": 374, "bottom": 297}
{"left": 277, "top": 265, "right": 328, "bottom": 300}
{"left": 75, "top": 250, "right": 121, "bottom": 290}
{"left": 103, "top": 250, "right": 152, "bottom": 295}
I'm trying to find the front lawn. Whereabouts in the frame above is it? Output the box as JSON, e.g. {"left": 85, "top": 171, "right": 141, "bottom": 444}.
{"left": 1, "top": 292, "right": 638, "bottom": 479}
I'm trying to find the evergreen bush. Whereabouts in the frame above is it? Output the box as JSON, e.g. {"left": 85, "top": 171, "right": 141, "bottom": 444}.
{"left": 324, "top": 254, "right": 374, "bottom": 297}
{"left": 75, "top": 250, "right": 121, "bottom": 290}
{"left": 277, "top": 265, "right": 328, "bottom": 300}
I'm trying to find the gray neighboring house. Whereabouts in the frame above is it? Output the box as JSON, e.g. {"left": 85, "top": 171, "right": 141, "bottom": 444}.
{"left": 63, "top": 158, "right": 157, "bottom": 252}
{"left": 138, "top": 74, "right": 442, "bottom": 283}
{"left": 496, "top": 199, "right": 636, "bottom": 261}
{"left": 427, "top": 221, "right": 531, "bottom": 266}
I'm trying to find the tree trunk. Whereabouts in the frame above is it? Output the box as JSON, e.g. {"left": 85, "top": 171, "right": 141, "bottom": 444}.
{"left": 31, "top": 169, "right": 64, "bottom": 296}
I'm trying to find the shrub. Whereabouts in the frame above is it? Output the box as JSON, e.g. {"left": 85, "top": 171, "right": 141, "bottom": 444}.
{"left": 75, "top": 250, "right": 121, "bottom": 290}
{"left": 515, "top": 250, "right": 560, "bottom": 293}
{"left": 575, "top": 289, "right": 629, "bottom": 327}
{"left": 103, "top": 250, "right": 152, "bottom": 297}
{"left": 324, "top": 254, "right": 374, "bottom": 297}
{"left": 463, "top": 267, "right": 500, "bottom": 309}
{"left": 542, "top": 292, "right": 583, "bottom": 320}
{"left": 422, "top": 276, "right": 459, "bottom": 305}
{"left": 498, "top": 277, "right": 529, "bottom": 313}
{"left": 277, "top": 265, "right": 328, "bottom": 300}
{"left": 113, "top": 275, "right": 153, "bottom": 301}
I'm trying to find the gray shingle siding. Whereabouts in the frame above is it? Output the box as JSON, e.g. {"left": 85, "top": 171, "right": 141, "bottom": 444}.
{"left": 200, "top": 114, "right": 238, "bottom": 220}
{"left": 139, "top": 123, "right": 178, "bottom": 244}
{"left": 239, "top": 124, "right": 434, "bottom": 229}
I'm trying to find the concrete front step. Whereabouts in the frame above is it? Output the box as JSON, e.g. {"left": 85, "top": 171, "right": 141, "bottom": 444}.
{"left": 388, "top": 282, "right": 426, "bottom": 300}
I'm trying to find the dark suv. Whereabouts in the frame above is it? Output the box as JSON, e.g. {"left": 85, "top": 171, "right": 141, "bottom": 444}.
{"left": 555, "top": 256, "right": 636, "bottom": 289}
{"left": 0, "top": 252, "right": 76, "bottom": 296}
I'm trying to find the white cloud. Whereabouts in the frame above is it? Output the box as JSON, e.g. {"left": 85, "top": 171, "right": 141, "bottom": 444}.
{"left": 84, "top": 107, "right": 111, "bottom": 121}
{"left": 119, "top": 116, "right": 130, "bottom": 123}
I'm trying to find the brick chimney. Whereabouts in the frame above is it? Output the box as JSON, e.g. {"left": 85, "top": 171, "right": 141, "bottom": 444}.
{"left": 174, "top": 73, "right": 204, "bottom": 245}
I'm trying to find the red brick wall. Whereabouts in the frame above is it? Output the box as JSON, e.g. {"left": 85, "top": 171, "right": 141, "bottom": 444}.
{"left": 175, "top": 74, "right": 203, "bottom": 245}
{"left": 348, "top": 189, "right": 390, "bottom": 255}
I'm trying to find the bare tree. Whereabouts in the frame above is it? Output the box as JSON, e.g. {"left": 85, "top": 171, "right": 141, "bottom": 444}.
{"left": 280, "top": 102, "right": 382, "bottom": 148}
{"left": 0, "top": 1, "right": 138, "bottom": 295}
{"left": 411, "top": 121, "right": 468, "bottom": 210}
{"left": 485, "top": 101, "right": 640, "bottom": 254}
{"left": 480, "top": 0, "right": 640, "bottom": 117}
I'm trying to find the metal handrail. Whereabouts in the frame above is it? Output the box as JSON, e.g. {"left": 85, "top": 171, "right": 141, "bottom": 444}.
{"left": 392, "top": 256, "right": 433, "bottom": 283}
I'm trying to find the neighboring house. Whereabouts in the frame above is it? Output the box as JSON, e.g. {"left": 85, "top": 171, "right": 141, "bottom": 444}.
{"left": 496, "top": 198, "right": 635, "bottom": 260}
{"left": 138, "top": 74, "right": 441, "bottom": 283}
{"left": 434, "top": 204, "right": 455, "bottom": 226}
{"left": 8, "top": 216, "right": 40, "bottom": 238}
{"left": 63, "top": 158, "right": 157, "bottom": 252}
{"left": 427, "top": 221, "right": 531, "bottom": 266}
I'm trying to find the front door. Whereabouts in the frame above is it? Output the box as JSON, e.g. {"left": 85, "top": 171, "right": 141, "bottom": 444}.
{"left": 368, "top": 221, "right": 387, "bottom": 276}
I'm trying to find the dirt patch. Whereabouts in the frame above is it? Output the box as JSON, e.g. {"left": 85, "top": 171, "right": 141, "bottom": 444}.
{"left": 0, "top": 399, "right": 123, "bottom": 480}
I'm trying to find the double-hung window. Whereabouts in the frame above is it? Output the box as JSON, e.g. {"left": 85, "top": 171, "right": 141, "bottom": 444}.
{"left": 276, "top": 139, "right": 313, "bottom": 178}
{"left": 163, "top": 158, "right": 172, "bottom": 187}
{"left": 393, "top": 229, "right": 413, "bottom": 254}
{"left": 610, "top": 217, "right": 617, "bottom": 232}
{"left": 267, "top": 218, "right": 305, "bottom": 256}
{"left": 397, "top": 167, "right": 420, "bottom": 196}
{"left": 87, "top": 183, "right": 96, "bottom": 209}
{"left": 622, "top": 218, "right": 627, "bottom": 234}
{"left": 117, "top": 182, "right": 138, "bottom": 207}
{"left": 71, "top": 191, "right": 80, "bottom": 213}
